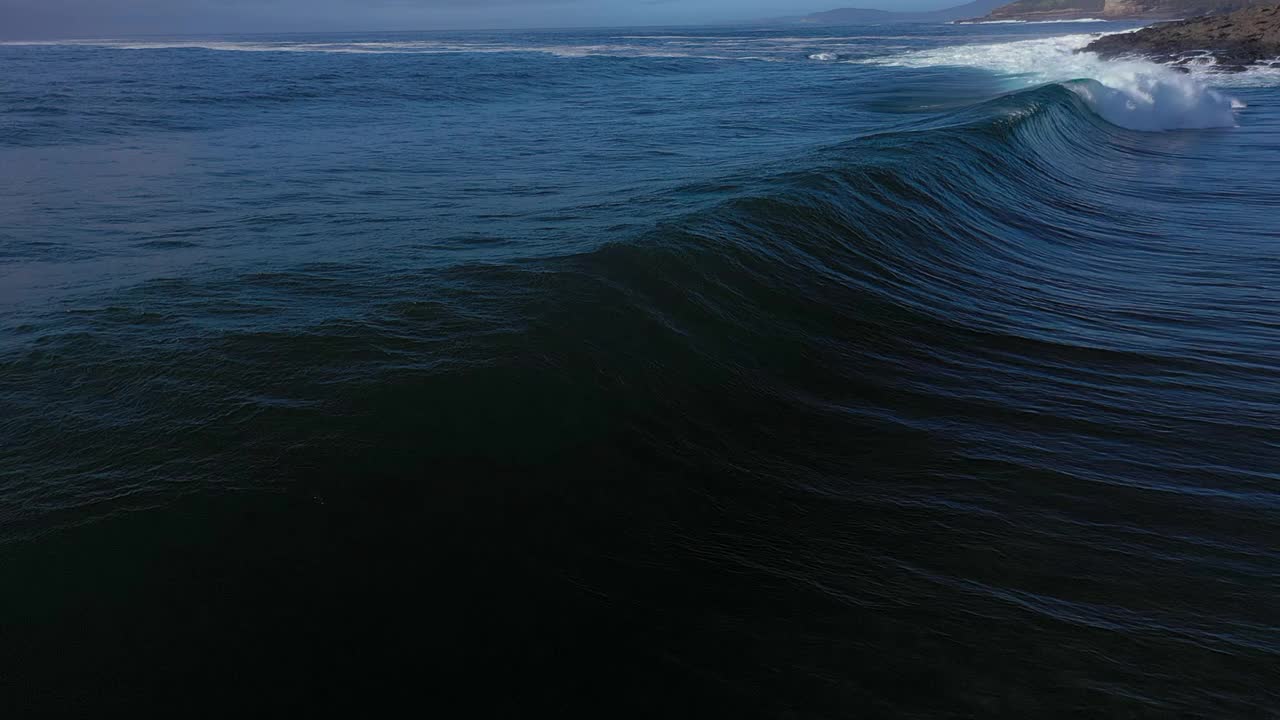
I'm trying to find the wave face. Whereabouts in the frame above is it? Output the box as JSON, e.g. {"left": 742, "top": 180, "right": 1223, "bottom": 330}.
{"left": 2, "top": 23, "right": 1278, "bottom": 718}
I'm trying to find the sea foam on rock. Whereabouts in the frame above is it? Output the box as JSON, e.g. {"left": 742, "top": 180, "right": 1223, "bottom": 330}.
{"left": 1085, "top": 5, "right": 1280, "bottom": 69}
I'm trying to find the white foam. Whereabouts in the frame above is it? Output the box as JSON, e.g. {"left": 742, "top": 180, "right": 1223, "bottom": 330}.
{"left": 810, "top": 52, "right": 840, "bottom": 61}
{"left": 2, "top": 39, "right": 486, "bottom": 53}
{"left": 865, "top": 33, "right": 1267, "bottom": 130}
{"left": 0, "top": 38, "right": 792, "bottom": 61}
{"left": 1182, "top": 58, "right": 1280, "bottom": 88}
{"left": 956, "top": 18, "right": 1109, "bottom": 24}
{"left": 1068, "top": 76, "right": 1237, "bottom": 130}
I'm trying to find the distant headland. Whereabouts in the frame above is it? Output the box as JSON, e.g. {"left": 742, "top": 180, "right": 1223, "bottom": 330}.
{"left": 788, "top": 0, "right": 1272, "bottom": 24}
{"left": 788, "top": 0, "right": 1009, "bottom": 24}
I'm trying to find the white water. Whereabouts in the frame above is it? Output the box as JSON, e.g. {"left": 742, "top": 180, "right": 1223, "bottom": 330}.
{"left": 955, "top": 18, "right": 1109, "bottom": 24}
{"left": 866, "top": 33, "right": 1268, "bottom": 131}
{"left": 0, "top": 39, "right": 699, "bottom": 57}
{"left": 1067, "top": 76, "right": 1237, "bottom": 131}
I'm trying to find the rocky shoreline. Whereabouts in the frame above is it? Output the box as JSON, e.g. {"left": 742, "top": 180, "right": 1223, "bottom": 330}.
{"left": 1084, "top": 4, "right": 1280, "bottom": 70}
{"left": 970, "top": 0, "right": 1267, "bottom": 22}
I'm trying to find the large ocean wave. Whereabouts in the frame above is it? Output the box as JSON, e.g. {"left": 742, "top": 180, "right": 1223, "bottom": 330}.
{"left": 3, "top": 24, "right": 1277, "bottom": 717}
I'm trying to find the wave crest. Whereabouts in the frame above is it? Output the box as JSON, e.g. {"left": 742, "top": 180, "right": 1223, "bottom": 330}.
{"left": 1066, "top": 76, "right": 1238, "bottom": 131}
{"left": 869, "top": 34, "right": 1247, "bottom": 131}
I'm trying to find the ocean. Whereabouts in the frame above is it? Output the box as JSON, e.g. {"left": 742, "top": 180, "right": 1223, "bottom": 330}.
{"left": 2, "top": 21, "right": 1278, "bottom": 717}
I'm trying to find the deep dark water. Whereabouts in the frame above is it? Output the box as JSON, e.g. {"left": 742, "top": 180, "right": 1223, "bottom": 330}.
{"left": 2, "top": 24, "right": 1279, "bottom": 717}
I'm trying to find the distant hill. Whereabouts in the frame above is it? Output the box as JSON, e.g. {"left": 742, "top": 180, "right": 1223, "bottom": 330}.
{"left": 976, "top": 0, "right": 1269, "bottom": 21}
{"left": 791, "top": 0, "right": 1013, "bottom": 24}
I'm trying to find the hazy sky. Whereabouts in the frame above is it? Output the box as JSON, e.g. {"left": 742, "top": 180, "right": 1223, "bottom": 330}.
{"left": 0, "top": 0, "right": 958, "bottom": 38}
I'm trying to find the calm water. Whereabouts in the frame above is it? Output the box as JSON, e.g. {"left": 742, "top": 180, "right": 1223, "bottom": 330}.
{"left": 2, "top": 22, "right": 1278, "bottom": 717}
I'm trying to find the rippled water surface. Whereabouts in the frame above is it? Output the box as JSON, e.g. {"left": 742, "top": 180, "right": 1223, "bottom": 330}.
{"left": 2, "top": 22, "right": 1278, "bottom": 717}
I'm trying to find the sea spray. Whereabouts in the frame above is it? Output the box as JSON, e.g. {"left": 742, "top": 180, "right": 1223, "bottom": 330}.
{"left": 1065, "top": 77, "right": 1238, "bottom": 130}
{"left": 867, "top": 34, "right": 1244, "bottom": 131}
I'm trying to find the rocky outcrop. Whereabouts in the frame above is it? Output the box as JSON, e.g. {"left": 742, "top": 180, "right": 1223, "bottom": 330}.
{"left": 1084, "top": 4, "right": 1280, "bottom": 69}
{"left": 1100, "top": 0, "right": 1262, "bottom": 18}
{"left": 976, "top": 0, "right": 1267, "bottom": 21}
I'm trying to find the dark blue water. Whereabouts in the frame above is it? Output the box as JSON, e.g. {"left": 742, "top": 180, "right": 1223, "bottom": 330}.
{"left": 2, "top": 23, "right": 1278, "bottom": 717}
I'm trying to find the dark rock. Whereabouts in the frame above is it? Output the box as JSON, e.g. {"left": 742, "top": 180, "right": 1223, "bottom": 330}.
{"left": 972, "top": 0, "right": 1270, "bottom": 23}
{"left": 1082, "top": 4, "right": 1280, "bottom": 71}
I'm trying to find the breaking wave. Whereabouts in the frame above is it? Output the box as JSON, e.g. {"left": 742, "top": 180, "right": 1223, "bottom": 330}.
{"left": 866, "top": 33, "right": 1262, "bottom": 130}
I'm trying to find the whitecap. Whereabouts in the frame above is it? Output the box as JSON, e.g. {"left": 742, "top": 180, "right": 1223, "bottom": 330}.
{"left": 864, "top": 33, "right": 1265, "bottom": 130}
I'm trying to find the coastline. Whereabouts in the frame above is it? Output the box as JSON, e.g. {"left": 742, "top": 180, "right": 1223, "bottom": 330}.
{"left": 1084, "top": 5, "right": 1280, "bottom": 70}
